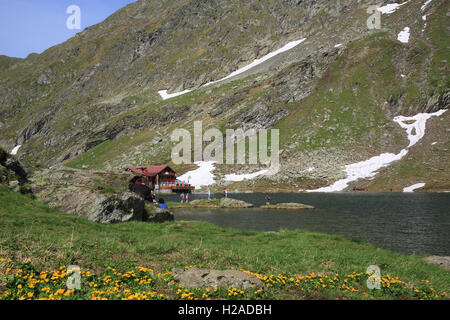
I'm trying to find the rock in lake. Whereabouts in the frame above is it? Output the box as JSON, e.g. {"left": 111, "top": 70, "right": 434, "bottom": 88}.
{"left": 260, "top": 202, "right": 314, "bottom": 209}
{"left": 182, "top": 198, "right": 254, "bottom": 208}
{"left": 172, "top": 268, "right": 264, "bottom": 290}
{"left": 146, "top": 205, "right": 175, "bottom": 223}
{"left": 220, "top": 198, "right": 254, "bottom": 208}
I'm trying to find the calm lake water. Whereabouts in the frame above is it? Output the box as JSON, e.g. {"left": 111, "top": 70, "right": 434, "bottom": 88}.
{"left": 160, "top": 193, "right": 450, "bottom": 256}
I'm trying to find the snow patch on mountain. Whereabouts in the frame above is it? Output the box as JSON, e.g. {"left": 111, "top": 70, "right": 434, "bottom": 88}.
{"left": 306, "top": 109, "right": 447, "bottom": 192}
{"left": 377, "top": 2, "right": 410, "bottom": 14}
{"left": 159, "top": 38, "right": 307, "bottom": 100}
{"left": 11, "top": 145, "right": 21, "bottom": 155}
{"left": 403, "top": 183, "right": 425, "bottom": 192}
{"left": 397, "top": 27, "right": 410, "bottom": 43}
{"left": 178, "top": 161, "right": 216, "bottom": 189}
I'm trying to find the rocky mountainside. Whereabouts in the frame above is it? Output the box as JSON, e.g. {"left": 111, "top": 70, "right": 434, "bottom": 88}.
{"left": 0, "top": 0, "right": 448, "bottom": 192}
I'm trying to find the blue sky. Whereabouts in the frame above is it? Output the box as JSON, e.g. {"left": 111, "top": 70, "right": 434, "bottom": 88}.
{"left": 0, "top": 0, "right": 137, "bottom": 58}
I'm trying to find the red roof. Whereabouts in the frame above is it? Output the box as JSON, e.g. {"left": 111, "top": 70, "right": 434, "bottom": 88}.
{"left": 124, "top": 165, "right": 175, "bottom": 177}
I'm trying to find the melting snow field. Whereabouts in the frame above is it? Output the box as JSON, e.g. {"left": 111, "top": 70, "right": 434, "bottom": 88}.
{"left": 158, "top": 89, "right": 192, "bottom": 100}
{"left": 178, "top": 162, "right": 270, "bottom": 188}
{"left": 377, "top": 2, "right": 410, "bottom": 14}
{"left": 178, "top": 161, "right": 216, "bottom": 190}
{"left": 158, "top": 38, "right": 307, "bottom": 100}
{"left": 403, "top": 183, "right": 426, "bottom": 192}
{"left": 397, "top": 27, "right": 410, "bottom": 43}
{"left": 306, "top": 109, "right": 447, "bottom": 192}
{"left": 393, "top": 109, "right": 447, "bottom": 148}
{"left": 11, "top": 145, "right": 21, "bottom": 155}
{"left": 224, "top": 169, "right": 269, "bottom": 182}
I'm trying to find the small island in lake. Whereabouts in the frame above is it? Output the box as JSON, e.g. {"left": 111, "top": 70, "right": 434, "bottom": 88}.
{"left": 168, "top": 197, "right": 254, "bottom": 208}
{"left": 260, "top": 202, "right": 315, "bottom": 210}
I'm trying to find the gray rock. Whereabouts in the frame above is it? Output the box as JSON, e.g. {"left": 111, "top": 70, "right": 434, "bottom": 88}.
{"left": 220, "top": 197, "right": 254, "bottom": 208}
{"left": 89, "top": 192, "right": 146, "bottom": 224}
{"left": 172, "top": 268, "right": 264, "bottom": 290}
{"left": 4, "top": 158, "right": 31, "bottom": 183}
{"left": 425, "top": 91, "right": 449, "bottom": 113}
{"left": 424, "top": 256, "right": 450, "bottom": 270}
{"left": 261, "top": 202, "right": 314, "bottom": 209}
{"left": 147, "top": 206, "right": 175, "bottom": 223}
{"left": 8, "top": 180, "right": 20, "bottom": 193}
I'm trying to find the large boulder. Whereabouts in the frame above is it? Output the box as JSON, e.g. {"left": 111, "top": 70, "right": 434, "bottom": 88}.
{"left": 424, "top": 256, "right": 450, "bottom": 270}
{"left": 0, "top": 164, "right": 13, "bottom": 184}
{"left": 4, "top": 158, "right": 31, "bottom": 183}
{"left": 30, "top": 168, "right": 145, "bottom": 223}
{"left": 0, "top": 147, "right": 31, "bottom": 185}
{"left": 146, "top": 205, "right": 175, "bottom": 223}
{"left": 220, "top": 197, "right": 253, "bottom": 208}
{"left": 8, "top": 180, "right": 20, "bottom": 193}
{"left": 260, "top": 202, "right": 314, "bottom": 209}
{"left": 89, "top": 192, "right": 146, "bottom": 224}
{"left": 172, "top": 268, "right": 264, "bottom": 290}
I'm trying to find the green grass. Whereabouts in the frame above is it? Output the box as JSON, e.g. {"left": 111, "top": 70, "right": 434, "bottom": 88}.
{"left": 426, "top": 0, "right": 450, "bottom": 96}
{"left": 275, "top": 33, "right": 407, "bottom": 154}
{"left": 0, "top": 186, "right": 449, "bottom": 300}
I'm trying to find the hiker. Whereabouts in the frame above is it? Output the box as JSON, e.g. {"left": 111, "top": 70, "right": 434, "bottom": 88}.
{"left": 265, "top": 194, "right": 271, "bottom": 205}
{"left": 208, "top": 189, "right": 211, "bottom": 200}
{"left": 180, "top": 193, "right": 185, "bottom": 203}
{"left": 158, "top": 198, "right": 168, "bottom": 209}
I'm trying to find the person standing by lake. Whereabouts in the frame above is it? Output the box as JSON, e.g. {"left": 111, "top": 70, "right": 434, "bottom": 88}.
{"left": 158, "top": 198, "right": 168, "bottom": 209}
{"left": 186, "top": 193, "right": 189, "bottom": 203}
{"left": 265, "top": 194, "right": 271, "bottom": 205}
{"left": 208, "top": 189, "right": 211, "bottom": 200}
{"left": 223, "top": 188, "right": 227, "bottom": 198}
{"left": 180, "top": 193, "right": 185, "bottom": 203}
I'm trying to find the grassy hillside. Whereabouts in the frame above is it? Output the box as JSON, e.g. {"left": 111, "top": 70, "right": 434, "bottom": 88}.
{"left": 0, "top": 187, "right": 449, "bottom": 300}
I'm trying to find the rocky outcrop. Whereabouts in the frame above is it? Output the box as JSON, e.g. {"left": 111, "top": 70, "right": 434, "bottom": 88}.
{"left": 184, "top": 198, "right": 254, "bottom": 208}
{"left": 220, "top": 197, "right": 254, "bottom": 208}
{"left": 29, "top": 168, "right": 153, "bottom": 223}
{"left": 3, "top": 158, "right": 31, "bottom": 184}
{"left": 424, "top": 256, "right": 450, "bottom": 270}
{"left": 28, "top": 167, "right": 176, "bottom": 224}
{"left": 88, "top": 192, "right": 146, "bottom": 224}
{"left": 425, "top": 91, "right": 450, "bottom": 114}
{"left": 146, "top": 205, "right": 175, "bottom": 223}
{"left": 261, "top": 202, "right": 314, "bottom": 210}
{"left": 172, "top": 268, "right": 264, "bottom": 290}
{"left": 0, "top": 147, "right": 31, "bottom": 192}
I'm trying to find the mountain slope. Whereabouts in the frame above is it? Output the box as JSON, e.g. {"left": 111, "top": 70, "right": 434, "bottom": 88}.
{"left": 0, "top": 0, "right": 448, "bottom": 192}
